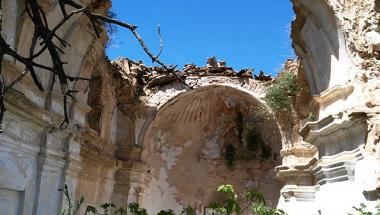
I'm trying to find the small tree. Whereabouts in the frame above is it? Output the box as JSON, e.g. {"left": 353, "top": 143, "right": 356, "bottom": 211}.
{"left": 264, "top": 72, "right": 296, "bottom": 111}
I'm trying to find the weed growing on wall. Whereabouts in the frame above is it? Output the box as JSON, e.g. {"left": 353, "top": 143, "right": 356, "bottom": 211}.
{"left": 264, "top": 72, "right": 297, "bottom": 111}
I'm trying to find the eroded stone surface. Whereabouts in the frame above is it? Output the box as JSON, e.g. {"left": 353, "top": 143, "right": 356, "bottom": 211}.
{"left": 140, "top": 86, "right": 282, "bottom": 214}
{"left": 279, "top": 1, "right": 380, "bottom": 214}
{"left": 0, "top": 0, "right": 380, "bottom": 214}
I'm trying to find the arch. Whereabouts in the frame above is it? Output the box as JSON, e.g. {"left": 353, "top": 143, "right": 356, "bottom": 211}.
{"left": 293, "top": 0, "right": 352, "bottom": 95}
{"left": 138, "top": 84, "right": 284, "bottom": 214}
{"left": 135, "top": 77, "right": 281, "bottom": 147}
{"left": 145, "top": 76, "right": 267, "bottom": 109}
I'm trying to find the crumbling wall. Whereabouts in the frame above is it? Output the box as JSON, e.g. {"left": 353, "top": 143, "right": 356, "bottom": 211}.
{"left": 2, "top": 0, "right": 379, "bottom": 214}
{"left": 277, "top": 0, "right": 380, "bottom": 214}
{"left": 291, "top": 0, "right": 380, "bottom": 119}
{"left": 140, "top": 86, "right": 282, "bottom": 214}
{"left": 107, "top": 58, "right": 292, "bottom": 214}
{"left": 0, "top": 0, "right": 119, "bottom": 214}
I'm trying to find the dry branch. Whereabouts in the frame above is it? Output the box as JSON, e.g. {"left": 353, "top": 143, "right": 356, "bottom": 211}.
{"left": 0, "top": 0, "right": 188, "bottom": 131}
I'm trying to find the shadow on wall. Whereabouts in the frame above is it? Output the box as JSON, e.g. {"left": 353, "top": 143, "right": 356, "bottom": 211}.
{"left": 293, "top": 0, "right": 350, "bottom": 95}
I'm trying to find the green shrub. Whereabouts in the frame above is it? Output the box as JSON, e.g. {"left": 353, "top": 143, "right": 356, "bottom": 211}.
{"left": 128, "top": 202, "right": 148, "bottom": 215}
{"left": 180, "top": 206, "right": 195, "bottom": 215}
{"left": 264, "top": 72, "right": 296, "bottom": 111}
{"left": 59, "top": 183, "right": 288, "bottom": 215}
{"left": 209, "top": 184, "right": 287, "bottom": 215}
{"left": 251, "top": 204, "right": 287, "bottom": 215}
{"left": 348, "top": 203, "right": 380, "bottom": 215}
{"left": 157, "top": 209, "right": 175, "bottom": 215}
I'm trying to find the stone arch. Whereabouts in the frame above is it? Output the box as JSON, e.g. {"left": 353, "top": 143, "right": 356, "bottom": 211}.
{"left": 135, "top": 77, "right": 287, "bottom": 147}
{"left": 145, "top": 76, "right": 267, "bottom": 109}
{"left": 138, "top": 84, "right": 284, "bottom": 214}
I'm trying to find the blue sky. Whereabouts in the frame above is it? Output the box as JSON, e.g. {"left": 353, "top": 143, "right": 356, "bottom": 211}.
{"left": 106, "top": 0, "right": 295, "bottom": 76}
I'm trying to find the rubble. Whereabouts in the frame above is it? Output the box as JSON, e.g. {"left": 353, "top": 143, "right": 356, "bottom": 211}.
{"left": 113, "top": 56, "right": 268, "bottom": 89}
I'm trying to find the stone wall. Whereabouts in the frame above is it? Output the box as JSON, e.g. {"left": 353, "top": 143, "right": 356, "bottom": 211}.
{"left": 276, "top": 0, "right": 380, "bottom": 214}
{"left": 0, "top": 0, "right": 120, "bottom": 214}
{"left": 109, "top": 58, "right": 288, "bottom": 214}
{"left": 141, "top": 86, "right": 282, "bottom": 214}
{"left": 1, "top": 0, "right": 379, "bottom": 214}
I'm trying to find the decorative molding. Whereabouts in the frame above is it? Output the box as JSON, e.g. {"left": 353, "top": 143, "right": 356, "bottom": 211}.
{"left": 4, "top": 89, "right": 60, "bottom": 130}
{"left": 275, "top": 157, "right": 316, "bottom": 186}
{"left": 313, "top": 147, "right": 363, "bottom": 185}
{"left": 313, "top": 84, "right": 354, "bottom": 106}
{"left": 300, "top": 111, "right": 367, "bottom": 185}
{"left": 300, "top": 113, "right": 367, "bottom": 151}
{"left": 281, "top": 185, "right": 316, "bottom": 202}
{"left": 280, "top": 145, "right": 318, "bottom": 158}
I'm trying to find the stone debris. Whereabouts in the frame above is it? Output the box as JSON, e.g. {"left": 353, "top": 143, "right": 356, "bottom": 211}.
{"left": 206, "top": 56, "right": 219, "bottom": 67}
{"left": 254, "top": 70, "right": 272, "bottom": 81}
{"left": 113, "top": 56, "right": 271, "bottom": 89}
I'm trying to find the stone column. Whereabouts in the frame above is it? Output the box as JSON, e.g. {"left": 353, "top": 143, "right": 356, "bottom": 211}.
{"left": 112, "top": 160, "right": 150, "bottom": 207}
{"left": 33, "top": 129, "right": 77, "bottom": 215}
{"left": 276, "top": 145, "right": 319, "bottom": 215}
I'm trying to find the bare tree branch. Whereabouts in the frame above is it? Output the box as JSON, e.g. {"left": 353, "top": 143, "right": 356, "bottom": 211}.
{"left": 130, "top": 28, "right": 190, "bottom": 87}
{"left": 154, "top": 25, "right": 164, "bottom": 62}
{"left": 0, "top": 0, "right": 189, "bottom": 131}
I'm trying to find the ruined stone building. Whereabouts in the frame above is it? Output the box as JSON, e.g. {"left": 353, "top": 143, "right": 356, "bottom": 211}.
{"left": 0, "top": 0, "right": 379, "bottom": 214}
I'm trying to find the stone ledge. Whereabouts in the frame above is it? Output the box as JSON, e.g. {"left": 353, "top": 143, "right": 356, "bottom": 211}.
{"left": 4, "top": 89, "right": 61, "bottom": 130}
{"left": 314, "top": 84, "right": 354, "bottom": 105}
{"left": 313, "top": 147, "right": 364, "bottom": 186}
{"left": 281, "top": 185, "right": 316, "bottom": 202}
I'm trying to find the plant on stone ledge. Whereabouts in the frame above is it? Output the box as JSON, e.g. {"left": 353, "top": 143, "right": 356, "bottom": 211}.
{"left": 264, "top": 72, "right": 297, "bottom": 111}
